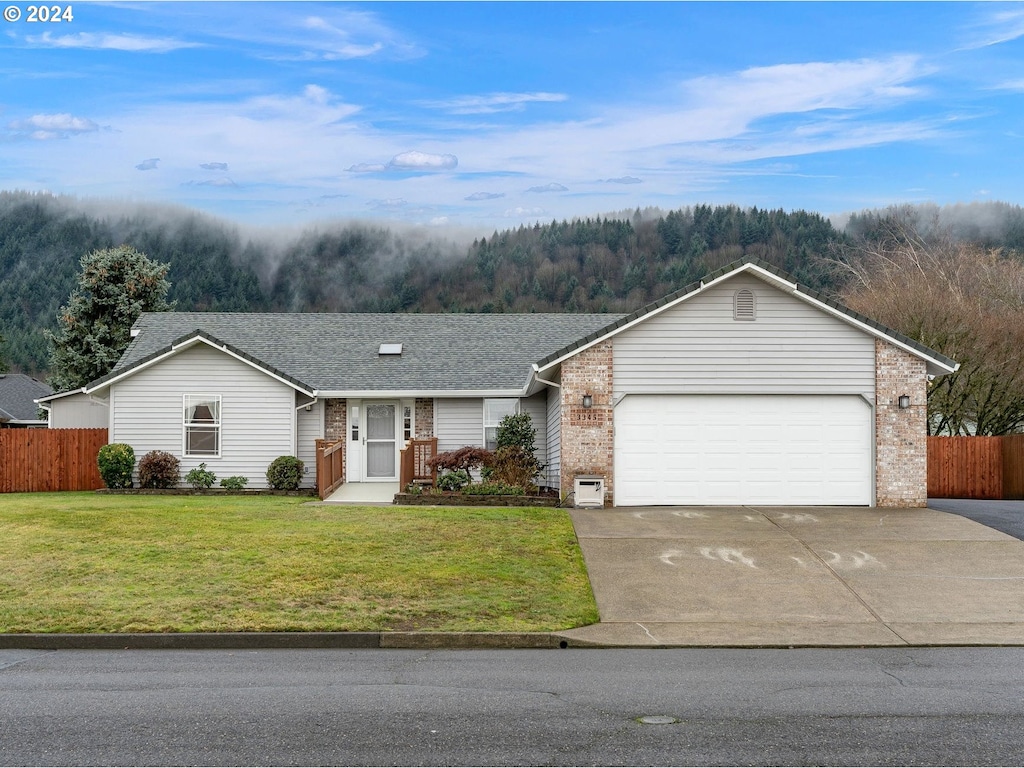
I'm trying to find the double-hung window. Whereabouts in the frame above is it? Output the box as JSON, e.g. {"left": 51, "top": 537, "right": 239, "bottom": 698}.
{"left": 483, "top": 398, "right": 518, "bottom": 450}
{"left": 184, "top": 395, "right": 221, "bottom": 457}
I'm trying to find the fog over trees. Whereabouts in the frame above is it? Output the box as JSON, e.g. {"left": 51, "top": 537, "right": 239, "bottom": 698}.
{"left": 4, "top": 189, "right": 1024, "bottom": 431}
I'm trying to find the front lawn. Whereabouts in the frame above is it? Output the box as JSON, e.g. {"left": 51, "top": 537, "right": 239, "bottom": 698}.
{"left": 0, "top": 493, "right": 598, "bottom": 633}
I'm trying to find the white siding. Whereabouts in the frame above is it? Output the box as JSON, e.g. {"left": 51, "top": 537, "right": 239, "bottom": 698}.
{"left": 613, "top": 273, "right": 876, "bottom": 397}
{"left": 521, "top": 392, "right": 548, "bottom": 483}
{"left": 435, "top": 398, "right": 483, "bottom": 451}
{"left": 545, "top": 386, "right": 561, "bottom": 490}
{"left": 48, "top": 393, "right": 109, "bottom": 428}
{"left": 295, "top": 398, "right": 324, "bottom": 489}
{"left": 110, "top": 344, "right": 297, "bottom": 488}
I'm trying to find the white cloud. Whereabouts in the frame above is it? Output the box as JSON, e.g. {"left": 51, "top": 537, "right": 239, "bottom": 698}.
{"left": 368, "top": 198, "right": 408, "bottom": 211}
{"left": 242, "top": 85, "right": 361, "bottom": 125}
{"left": 200, "top": 162, "right": 229, "bottom": 171}
{"left": 8, "top": 113, "right": 99, "bottom": 139}
{"left": 527, "top": 182, "right": 568, "bottom": 193}
{"left": 388, "top": 151, "right": 458, "bottom": 171}
{"left": 421, "top": 92, "right": 568, "bottom": 115}
{"left": 684, "top": 56, "right": 925, "bottom": 118}
{"left": 962, "top": 7, "right": 1024, "bottom": 48}
{"left": 504, "top": 206, "right": 545, "bottom": 217}
{"left": 347, "top": 163, "right": 388, "bottom": 173}
{"left": 188, "top": 177, "right": 237, "bottom": 187}
{"left": 30, "top": 31, "right": 200, "bottom": 53}
{"left": 465, "top": 192, "right": 505, "bottom": 201}
{"left": 992, "top": 79, "right": 1024, "bottom": 92}
{"left": 604, "top": 176, "right": 642, "bottom": 184}
{"left": 135, "top": 158, "right": 160, "bottom": 171}
{"left": 217, "top": 8, "right": 421, "bottom": 62}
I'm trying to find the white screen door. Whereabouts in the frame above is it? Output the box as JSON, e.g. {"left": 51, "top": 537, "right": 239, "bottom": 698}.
{"left": 365, "top": 402, "right": 397, "bottom": 479}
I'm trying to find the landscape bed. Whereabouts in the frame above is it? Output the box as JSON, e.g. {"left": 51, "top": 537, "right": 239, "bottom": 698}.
{"left": 393, "top": 492, "right": 560, "bottom": 507}
{"left": 0, "top": 493, "right": 598, "bottom": 634}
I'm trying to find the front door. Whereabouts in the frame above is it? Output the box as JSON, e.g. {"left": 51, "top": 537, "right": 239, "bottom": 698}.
{"left": 364, "top": 401, "right": 398, "bottom": 481}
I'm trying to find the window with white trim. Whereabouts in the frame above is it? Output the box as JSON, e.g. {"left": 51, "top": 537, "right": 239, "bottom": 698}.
{"left": 184, "top": 395, "right": 221, "bottom": 457}
{"left": 483, "top": 398, "right": 518, "bottom": 450}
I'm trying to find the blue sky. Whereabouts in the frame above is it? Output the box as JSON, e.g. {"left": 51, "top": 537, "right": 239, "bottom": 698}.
{"left": 2, "top": 1, "right": 1023, "bottom": 230}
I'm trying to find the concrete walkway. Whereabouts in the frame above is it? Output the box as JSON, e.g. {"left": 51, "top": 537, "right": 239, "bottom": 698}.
{"left": 556, "top": 506, "right": 1024, "bottom": 647}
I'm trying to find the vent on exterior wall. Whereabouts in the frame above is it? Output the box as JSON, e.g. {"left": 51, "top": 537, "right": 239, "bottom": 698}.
{"left": 379, "top": 343, "right": 403, "bottom": 356}
{"left": 733, "top": 289, "right": 756, "bottom": 321}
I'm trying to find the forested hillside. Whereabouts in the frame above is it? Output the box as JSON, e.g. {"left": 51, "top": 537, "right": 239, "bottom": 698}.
{"left": 3, "top": 190, "right": 1024, "bottom": 378}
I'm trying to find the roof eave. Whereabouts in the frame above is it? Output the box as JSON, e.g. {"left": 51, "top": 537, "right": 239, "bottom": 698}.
{"left": 316, "top": 388, "right": 528, "bottom": 399}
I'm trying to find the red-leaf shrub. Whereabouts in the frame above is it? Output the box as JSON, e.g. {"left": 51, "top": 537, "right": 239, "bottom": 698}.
{"left": 427, "top": 446, "right": 494, "bottom": 474}
{"left": 138, "top": 450, "right": 181, "bottom": 489}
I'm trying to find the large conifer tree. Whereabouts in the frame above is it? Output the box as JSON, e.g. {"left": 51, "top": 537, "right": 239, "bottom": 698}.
{"left": 47, "top": 245, "right": 172, "bottom": 391}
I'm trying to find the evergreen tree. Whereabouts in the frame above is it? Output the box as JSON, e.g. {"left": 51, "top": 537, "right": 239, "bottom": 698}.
{"left": 47, "top": 245, "right": 172, "bottom": 391}
{"left": 0, "top": 331, "right": 7, "bottom": 372}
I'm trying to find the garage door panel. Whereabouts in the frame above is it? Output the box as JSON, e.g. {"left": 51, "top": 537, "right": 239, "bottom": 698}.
{"left": 614, "top": 395, "right": 871, "bottom": 506}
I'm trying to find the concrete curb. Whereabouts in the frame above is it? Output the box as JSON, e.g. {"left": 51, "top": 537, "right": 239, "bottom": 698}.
{"left": 0, "top": 632, "right": 567, "bottom": 651}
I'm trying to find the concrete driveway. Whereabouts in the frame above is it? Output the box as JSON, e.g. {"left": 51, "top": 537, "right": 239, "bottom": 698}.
{"left": 556, "top": 506, "right": 1024, "bottom": 648}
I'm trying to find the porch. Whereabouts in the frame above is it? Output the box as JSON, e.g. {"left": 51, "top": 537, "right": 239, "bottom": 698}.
{"left": 316, "top": 437, "right": 438, "bottom": 502}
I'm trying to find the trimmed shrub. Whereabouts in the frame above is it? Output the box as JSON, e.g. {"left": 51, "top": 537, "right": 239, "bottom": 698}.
{"left": 185, "top": 463, "right": 216, "bottom": 490}
{"left": 97, "top": 443, "right": 135, "bottom": 489}
{"left": 138, "top": 450, "right": 181, "bottom": 489}
{"left": 463, "top": 482, "right": 525, "bottom": 496}
{"left": 495, "top": 412, "right": 538, "bottom": 454}
{"left": 266, "top": 455, "right": 304, "bottom": 490}
{"left": 220, "top": 476, "right": 249, "bottom": 491}
{"left": 491, "top": 414, "right": 543, "bottom": 489}
{"left": 489, "top": 445, "right": 540, "bottom": 491}
{"left": 436, "top": 469, "right": 471, "bottom": 492}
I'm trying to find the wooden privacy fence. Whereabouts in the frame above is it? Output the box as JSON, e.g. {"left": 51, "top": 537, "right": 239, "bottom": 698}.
{"left": 927, "top": 435, "right": 1024, "bottom": 499}
{"left": 0, "top": 428, "right": 108, "bottom": 493}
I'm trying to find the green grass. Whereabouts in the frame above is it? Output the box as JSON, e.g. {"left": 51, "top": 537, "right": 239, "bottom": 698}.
{"left": 0, "top": 493, "right": 598, "bottom": 633}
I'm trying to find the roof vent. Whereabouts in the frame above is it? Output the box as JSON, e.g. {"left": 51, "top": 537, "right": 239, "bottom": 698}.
{"left": 378, "top": 343, "right": 403, "bottom": 356}
{"left": 733, "top": 289, "right": 756, "bottom": 321}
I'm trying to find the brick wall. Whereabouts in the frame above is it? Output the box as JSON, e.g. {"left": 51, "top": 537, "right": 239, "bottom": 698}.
{"left": 415, "top": 398, "right": 434, "bottom": 439}
{"left": 559, "top": 339, "right": 614, "bottom": 504}
{"left": 324, "top": 398, "right": 347, "bottom": 441}
{"left": 875, "top": 339, "right": 928, "bottom": 507}
{"left": 324, "top": 398, "right": 347, "bottom": 482}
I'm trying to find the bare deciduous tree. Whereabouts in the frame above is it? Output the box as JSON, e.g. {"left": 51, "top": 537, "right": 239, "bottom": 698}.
{"left": 830, "top": 217, "right": 1024, "bottom": 435}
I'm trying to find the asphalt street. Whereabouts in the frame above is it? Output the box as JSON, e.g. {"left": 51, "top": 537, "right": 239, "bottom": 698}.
{"left": 928, "top": 498, "right": 1024, "bottom": 541}
{"left": 1, "top": 647, "right": 1023, "bottom": 766}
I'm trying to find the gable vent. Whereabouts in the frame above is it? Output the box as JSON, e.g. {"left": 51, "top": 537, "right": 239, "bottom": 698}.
{"left": 378, "top": 343, "right": 403, "bottom": 355}
{"left": 733, "top": 289, "right": 756, "bottom": 321}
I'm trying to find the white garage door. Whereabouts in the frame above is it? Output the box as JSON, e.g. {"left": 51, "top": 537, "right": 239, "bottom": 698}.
{"left": 614, "top": 395, "right": 872, "bottom": 506}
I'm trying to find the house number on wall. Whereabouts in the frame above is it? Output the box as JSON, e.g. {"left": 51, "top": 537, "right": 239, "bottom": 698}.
{"left": 570, "top": 408, "right": 605, "bottom": 426}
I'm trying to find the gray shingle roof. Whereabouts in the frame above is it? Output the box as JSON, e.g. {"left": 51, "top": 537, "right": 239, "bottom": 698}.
{"left": 0, "top": 373, "right": 53, "bottom": 421}
{"left": 104, "top": 312, "right": 622, "bottom": 393}
{"left": 88, "top": 259, "right": 957, "bottom": 396}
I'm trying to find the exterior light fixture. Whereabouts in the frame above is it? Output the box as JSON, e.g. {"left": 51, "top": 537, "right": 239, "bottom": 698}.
{"left": 898, "top": 395, "right": 910, "bottom": 409}
{"left": 582, "top": 394, "right": 593, "bottom": 409}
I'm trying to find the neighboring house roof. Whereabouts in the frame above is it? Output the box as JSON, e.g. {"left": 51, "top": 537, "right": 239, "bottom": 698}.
{"left": 534, "top": 258, "right": 959, "bottom": 377}
{"left": 0, "top": 373, "right": 53, "bottom": 423}
{"left": 91, "top": 311, "right": 621, "bottom": 395}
